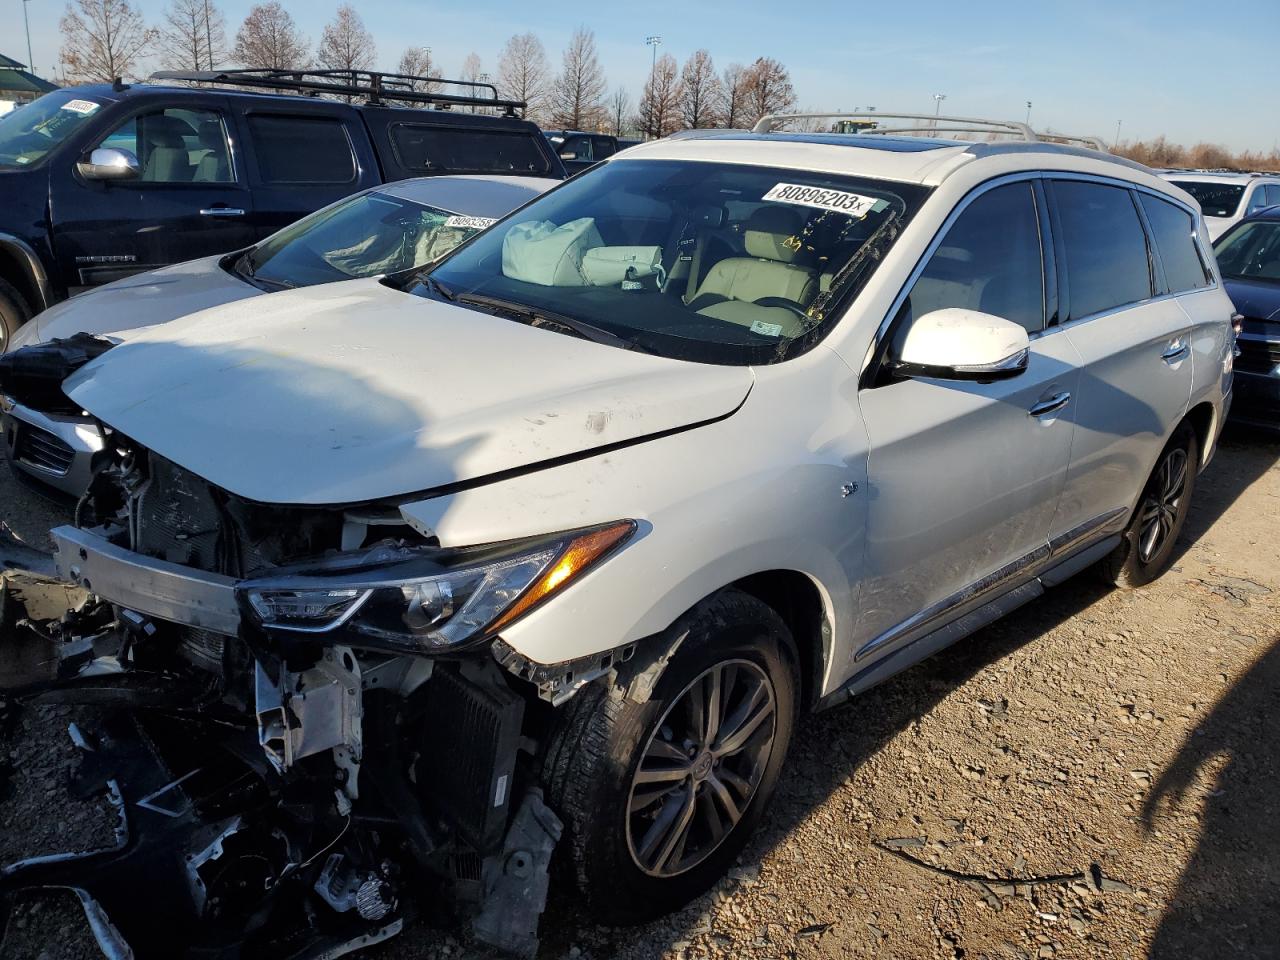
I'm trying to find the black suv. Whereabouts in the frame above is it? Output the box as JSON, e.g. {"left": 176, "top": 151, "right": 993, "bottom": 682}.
{"left": 0, "top": 69, "right": 565, "bottom": 348}
{"left": 544, "top": 130, "right": 640, "bottom": 175}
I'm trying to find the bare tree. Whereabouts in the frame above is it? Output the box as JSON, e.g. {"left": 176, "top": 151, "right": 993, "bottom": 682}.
{"left": 497, "top": 32, "right": 549, "bottom": 121}
{"left": 549, "top": 26, "right": 606, "bottom": 131}
{"left": 742, "top": 57, "right": 796, "bottom": 126}
{"left": 718, "top": 62, "right": 749, "bottom": 129}
{"left": 158, "top": 0, "right": 227, "bottom": 72}
{"left": 396, "top": 46, "right": 437, "bottom": 90}
{"left": 608, "top": 87, "right": 631, "bottom": 137}
{"left": 316, "top": 4, "right": 375, "bottom": 72}
{"left": 59, "top": 0, "right": 157, "bottom": 83}
{"left": 460, "top": 52, "right": 482, "bottom": 81}
{"left": 233, "top": 1, "right": 308, "bottom": 70}
{"left": 679, "top": 49, "right": 721, "bottom": 129}
{"left": 636, "top": 52, "right": 682, "bottom": 139}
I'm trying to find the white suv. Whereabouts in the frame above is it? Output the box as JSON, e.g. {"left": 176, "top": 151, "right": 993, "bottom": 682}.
{"left": 1160, "top": 169, "right": 1280, "bottom": 239}
{"left": 0, "top": 119, "right": 1234, "bottom": 956}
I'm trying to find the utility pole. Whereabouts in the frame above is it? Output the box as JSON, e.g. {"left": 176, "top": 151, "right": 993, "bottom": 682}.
{"left": 22, "top": 0, "right": 35, "bottom": 78}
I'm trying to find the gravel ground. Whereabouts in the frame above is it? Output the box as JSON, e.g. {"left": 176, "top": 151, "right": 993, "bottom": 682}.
{"left": 1, "top": 428, "right": 1277, "bottom": 960}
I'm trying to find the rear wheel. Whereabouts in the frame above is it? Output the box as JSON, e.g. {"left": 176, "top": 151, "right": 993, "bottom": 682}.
{"left": 1099, "top": 421, "right": 1198, "bottom": 588}
{"left": 543, "top": 589, "right": 798, "bottom": 924}
{"left": 0, "top": 278, "right": 32, "bottom": 354}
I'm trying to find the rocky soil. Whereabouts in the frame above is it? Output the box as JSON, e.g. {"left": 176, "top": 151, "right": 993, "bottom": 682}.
{"left": 2, "top": 428, "right": 1277, "bottom": 960}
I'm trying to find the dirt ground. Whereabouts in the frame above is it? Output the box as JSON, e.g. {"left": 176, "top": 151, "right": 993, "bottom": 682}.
{"left": 1, "top": 427, "right": 1277, "bottom": 960}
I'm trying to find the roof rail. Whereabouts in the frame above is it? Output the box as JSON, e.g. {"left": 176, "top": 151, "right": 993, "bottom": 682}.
{"left": 148, "top": 68, "right": 526, "bottom": 116}
{"left": 753, "top": 111, "right": 1039, "bottom": 141}
{"left": 1034, "top": 132, "right": 1110, "bottom": 153}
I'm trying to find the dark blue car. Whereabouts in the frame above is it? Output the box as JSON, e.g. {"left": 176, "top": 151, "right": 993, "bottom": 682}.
{"left": 1214, "top": 206, "right": 1280, "bottom": 429}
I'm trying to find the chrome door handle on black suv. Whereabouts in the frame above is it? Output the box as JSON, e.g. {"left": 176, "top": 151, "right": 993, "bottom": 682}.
{"left": 200, "top": 207, "right": 246, "bottom": 217}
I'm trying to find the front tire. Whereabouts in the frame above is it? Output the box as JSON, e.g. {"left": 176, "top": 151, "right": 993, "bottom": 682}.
{"left": 543, "top": 589, "right": 798, "bottom": 925}
{"left": 1099, "top": 421, "right": 1199, "bottom": 588}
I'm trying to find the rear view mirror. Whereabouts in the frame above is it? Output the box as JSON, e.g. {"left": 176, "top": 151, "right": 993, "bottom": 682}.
{"left": 894, "top": 307, "right": 1029, "bottom": 380}
{"left": 76, "top": 147, "right": 141, "bottom": 181}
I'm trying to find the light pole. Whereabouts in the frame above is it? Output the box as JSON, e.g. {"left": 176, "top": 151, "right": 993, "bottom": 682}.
{"left": 1025, "top": 100, "right": 1032, "bottom": 126}
{"left": 1114, "top": 119, "right": 1123, "bottom": 149}
{"left": 645, "top": 35, "right": 662, "bottom": 75}
{"left": 932, "top": 93, "right": 946, "bottom": 135}
{"left": 644, "top": 36, "right": 662, "bottom": 139}
{"left": 22, "top": 0, "right": 35, "bottom": 78}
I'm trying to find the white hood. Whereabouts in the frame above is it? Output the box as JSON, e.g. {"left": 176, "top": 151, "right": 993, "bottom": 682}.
{"left": 30, "top": 256, "right": 259, "bottom": 345}
{"left": 64, "top": 279, "right": 754, "bottom": 505}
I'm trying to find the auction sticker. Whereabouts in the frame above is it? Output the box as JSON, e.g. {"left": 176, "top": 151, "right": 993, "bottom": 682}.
{"left": 763, "top": 183, "right": 887, "bottom": 218}
{"left": 445, "top": 214, "right": 497, "bottom": 230}
{"left": 60, "top": 99, "right": 101, "bottom": 116}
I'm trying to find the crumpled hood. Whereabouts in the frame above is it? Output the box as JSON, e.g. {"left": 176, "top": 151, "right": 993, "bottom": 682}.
{"left": 65, "top": 278, "right": 754, "bottom": 504}
{"left": 29, "top": 255, "right": 258, "bottom": 344}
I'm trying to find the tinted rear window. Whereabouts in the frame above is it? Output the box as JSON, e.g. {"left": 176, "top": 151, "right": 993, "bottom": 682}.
{"left": 1171, "top": 180, "right": 1244, "bottom": 218}
{"left": 248, "top": 115, "right": 356, "bottom": 184}
{"left": 390, "top": 124, "right": 551, "bottom": 175}
{"left": 1139, "top": 194, "right": 1211, "bottom": 294}
{"left": 1054, "top": 181, "right": 1152, "bottom": 319}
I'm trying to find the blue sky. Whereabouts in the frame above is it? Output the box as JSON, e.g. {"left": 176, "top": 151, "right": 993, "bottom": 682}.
{"left": 11, "top": 0, "right": 1279, "bottom": 152}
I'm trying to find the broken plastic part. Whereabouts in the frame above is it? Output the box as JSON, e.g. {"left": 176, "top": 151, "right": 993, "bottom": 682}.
{"left": 0, "top": 333, "right": 116, "bottom": 414}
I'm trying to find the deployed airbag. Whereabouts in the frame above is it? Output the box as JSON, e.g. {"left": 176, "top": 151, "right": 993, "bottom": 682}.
{"left": 502, "top": 218, "right": 603, "bottom": 286}
{"left": 580, "top": 246, "right": 664, "bottom": 286}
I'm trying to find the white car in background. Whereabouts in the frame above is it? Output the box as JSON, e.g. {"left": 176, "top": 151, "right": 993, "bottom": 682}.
{"left": 1159, "top": 170, "right": 1280, "bottom": 240}
{"left": 0, "top": 117, "right": 1234, "bottom": 957}
{"left": 2, "top": 174, "right": 553, "bottom": 496}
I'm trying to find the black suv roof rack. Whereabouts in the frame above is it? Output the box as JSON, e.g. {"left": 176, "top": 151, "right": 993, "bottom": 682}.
{"left": 149, "top": 68, "right": 526, "bottom": 116}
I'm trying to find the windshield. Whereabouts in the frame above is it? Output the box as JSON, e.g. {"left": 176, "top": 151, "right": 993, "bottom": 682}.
{"left": 412, "top": 159, "right": 927, "bottom": 364}
{"left": 245, "top": 191, "right": 496, "bottom": 288}
{"left": 0, "top": 92, "right": 105, "bottom": 168}
{"left": 1214, "top": 219, "right": 1280, "bottom": 283}
{"left": 1171, "top": 180, "right": 1245, "bottom": 219}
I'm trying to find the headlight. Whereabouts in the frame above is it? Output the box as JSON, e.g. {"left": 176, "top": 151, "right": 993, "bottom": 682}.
{"left": 239, "top": 520, "right": 635, "bottom": 652}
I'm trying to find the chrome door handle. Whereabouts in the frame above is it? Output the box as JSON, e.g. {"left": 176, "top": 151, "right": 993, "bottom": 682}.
{"left": 200, "top": 207, "right": 245, "bottom": 217}
{"left": 1161, "top": 338, "right": 1190, "bottom": 364}
{"left": 1028, "top": 392, "right": 1071, "bottom": 417}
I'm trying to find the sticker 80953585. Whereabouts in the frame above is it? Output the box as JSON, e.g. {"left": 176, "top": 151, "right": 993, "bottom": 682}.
{"left": 763, "top": 182, "right": 888, "bottom": 218}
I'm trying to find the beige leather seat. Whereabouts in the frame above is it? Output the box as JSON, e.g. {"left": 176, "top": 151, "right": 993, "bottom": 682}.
{"left": 690, "top": 206, "right": 817, "bottom": 337}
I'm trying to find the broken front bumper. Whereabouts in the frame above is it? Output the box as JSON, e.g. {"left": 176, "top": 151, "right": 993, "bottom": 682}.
{"left": 2, "top": 402, "right": 106, "bottom": 499}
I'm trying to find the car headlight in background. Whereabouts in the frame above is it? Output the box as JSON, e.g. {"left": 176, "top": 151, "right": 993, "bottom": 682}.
{"left": 239, "top": 520, "right": 636, "bottom": 652}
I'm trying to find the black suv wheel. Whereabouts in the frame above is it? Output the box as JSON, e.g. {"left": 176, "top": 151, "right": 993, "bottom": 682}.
{"left": 0, "top": 278, "right": 32, "bottom": 354}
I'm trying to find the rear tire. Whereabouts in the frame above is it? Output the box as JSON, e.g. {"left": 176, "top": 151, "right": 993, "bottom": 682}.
{"left": 543, "top": 589, "right": 798, "bottom": 925}
{"left": 0, "top": 278, "right": 32, "bottom": 354}
{"left": 1099, "top": 421, "right": 1198, "bottom": 588}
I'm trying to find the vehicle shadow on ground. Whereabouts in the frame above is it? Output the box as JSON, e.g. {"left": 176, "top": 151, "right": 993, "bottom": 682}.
{"left": 558, "top": 429, "right": 1279, "bottom": 959}
{"left": 1141, "top": 635, "right": 1280, "bottom": 960}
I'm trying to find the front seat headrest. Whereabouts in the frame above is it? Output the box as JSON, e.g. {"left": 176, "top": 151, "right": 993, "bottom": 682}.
{"left": 196, "top": 120, "right": 225, "bottom": 151}
{"left": 143, "top": 115, "right": 196, "bottom": 148}
{"left": 744, "top": 205, "right": 806, "bottom": 263}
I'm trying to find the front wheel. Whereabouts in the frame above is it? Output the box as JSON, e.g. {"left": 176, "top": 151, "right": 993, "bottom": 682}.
{"left": 542, "top": 590, "right": 798, "bottom": 925}
{"left": 1099, "top": 421, "right": 1199, "bottom": 588}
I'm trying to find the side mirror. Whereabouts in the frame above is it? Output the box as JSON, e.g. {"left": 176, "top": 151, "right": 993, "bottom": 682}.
{"left": 76, "top": 147, "right": 140, "bottom": 181}
{"left": 894, "top": 307, "right": 1029, "bottom": 381}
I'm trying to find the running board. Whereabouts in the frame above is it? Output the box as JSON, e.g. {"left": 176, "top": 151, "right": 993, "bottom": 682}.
{"left": 817, "top": 533, "right": 1121, "bottom": 711}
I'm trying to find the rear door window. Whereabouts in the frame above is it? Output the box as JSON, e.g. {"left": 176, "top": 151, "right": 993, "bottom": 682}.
{"left": 1139, "top": 194, "right": 1211, "bottom": 294}
{"left": 391, "top": 124, "right": 552, "bottom": 175}
{"left": 1266, "top": 184, "right": 1280, "bottom": 208}
{"left": 247, "top": 115, "right": 356, "bottom": 184}
{"left": 904, "top": 181, "right": 1046, "bottom": 333}
{"left": 1052, "top": 180, "right": 1152, "bottom": 320}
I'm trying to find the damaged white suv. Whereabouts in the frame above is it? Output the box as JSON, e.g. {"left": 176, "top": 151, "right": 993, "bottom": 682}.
{"left": 0, "top": 118, "right": 1233, "bottom": 957}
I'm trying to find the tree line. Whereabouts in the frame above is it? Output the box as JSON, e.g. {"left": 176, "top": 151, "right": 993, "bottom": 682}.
{"left": 55, "top": 0, "right": 799, "bottom": 136}
{"left": 1113, "top": 136, "right": 1280, "bottom": 174}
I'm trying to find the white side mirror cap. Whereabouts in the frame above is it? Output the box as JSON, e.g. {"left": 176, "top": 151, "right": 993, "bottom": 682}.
{"left": 896, "top": 308, "right": 1030, "bottom": 381}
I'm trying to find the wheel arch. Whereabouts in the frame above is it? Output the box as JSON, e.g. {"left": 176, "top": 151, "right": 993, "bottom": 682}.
{"left": 728, "top": 570, "right": 832, "bottom": 713}
{"left": 0, "top": 233, "right": 53, "bottom": 316}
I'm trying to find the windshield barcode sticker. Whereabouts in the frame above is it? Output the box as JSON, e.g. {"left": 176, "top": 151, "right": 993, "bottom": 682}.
{"left": 60, "top": 99, "right": 100, "bottom": 116}
{"left": 445, "top": 215, "right": 497, "bottom": 230}
{"left": 763, "top": 183, "right": 887, "bottom": 218}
